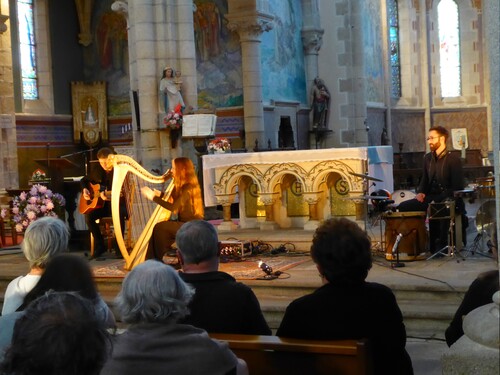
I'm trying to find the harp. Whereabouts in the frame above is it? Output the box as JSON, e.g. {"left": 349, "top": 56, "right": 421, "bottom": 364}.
{"left": 110, "top": 154, "right": 174, "bottom": 270}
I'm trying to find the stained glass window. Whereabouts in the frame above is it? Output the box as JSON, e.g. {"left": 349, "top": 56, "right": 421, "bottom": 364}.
{"left": 438, "top": 0, "right": 461, "bottom": 97}
{"left": 388, "top": 0, "right": 401, "bottom": 98}
{"left": 17, "top": 0, "right": 38, "bottom": 100}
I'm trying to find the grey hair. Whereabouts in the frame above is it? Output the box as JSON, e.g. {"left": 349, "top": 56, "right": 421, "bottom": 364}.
{"left": 22, "top": 217, "right": 69, "bottom": 269}
{"left": 175, "top": 220, "right": 219, "bottom": 264}
{"left": 116, "top": 260, "right": 194, "bottom": 324}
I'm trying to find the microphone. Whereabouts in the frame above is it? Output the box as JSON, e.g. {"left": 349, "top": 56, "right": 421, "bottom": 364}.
{"left": 392, "top": 233, "right": 403, "bottom": 255}
{"left": 258, "top": 261, "right": 273, "bottom": 275}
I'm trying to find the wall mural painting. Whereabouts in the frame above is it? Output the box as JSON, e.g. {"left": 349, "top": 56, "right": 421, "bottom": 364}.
{"left": 261, "top": 0, "right": 307, "bottom": 104}
{"left": 363, "top": 0, "right": 385, "bottom": 103}
{"left": 83, "top": 0, "right": 130, "bottom": 116}
{"left": 195, "top": 0, "right": 243, "bottom": 108}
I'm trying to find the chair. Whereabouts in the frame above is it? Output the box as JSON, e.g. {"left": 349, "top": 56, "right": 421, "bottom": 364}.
{"left": 0, "top": 217, "right": 22, "bottom": 248}
{"left": 0, "top": 217, "right": 5, "bottom": 247}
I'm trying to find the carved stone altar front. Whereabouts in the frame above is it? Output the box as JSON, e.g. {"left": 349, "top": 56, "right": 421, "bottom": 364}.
{"left": 203, "top": 148, "right": 376, "bottom": 231}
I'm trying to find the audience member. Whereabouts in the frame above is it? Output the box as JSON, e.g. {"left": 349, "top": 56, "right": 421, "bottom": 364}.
{"left": 176, "top": 220, "right": 271, "bottom": 334}
{"left": 445, "top": 245, "right": 499, "bottom": 346}
{"left": 101, "top": 260, "right": 248, "bottom": 375}
{"left": 0, "top": 254, "right": 115, "bottom": 358}
{"left": 0, "top": 291, "right": 111, "bottom": 375}
{"left": 19, "top": 254, "right": 115, "bottom": 326}
{"left": 1, "top": 217, "right": 69, "bottom": 315}
{"left": 276, "top": 218, "right": 413, "bottom": 375}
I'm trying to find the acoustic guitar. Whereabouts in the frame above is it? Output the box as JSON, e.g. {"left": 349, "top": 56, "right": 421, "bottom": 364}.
{"left": 79, "top": 183, "right": 106, "bottom": 214}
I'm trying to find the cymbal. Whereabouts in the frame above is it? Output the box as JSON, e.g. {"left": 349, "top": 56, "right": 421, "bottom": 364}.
{"left": 349, "top": 171, "right": 383, "bottom": 182}
{"left": 454, "top": 189, "right": 476, "bottom": 197}
{"left": 476, "top": 200, "right": 496, "bottom": 236}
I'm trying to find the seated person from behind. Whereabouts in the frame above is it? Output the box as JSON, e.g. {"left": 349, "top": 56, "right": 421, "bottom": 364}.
{"left": 277, "top": 218, "right": 413, "bottom": 375}
{"left": 398, "top": 126, "right": 465, "bottom": 253}
{"left": 100, "top": 260, "right": 248, "bottom": 375}
{"left": 0, "top": 291, "right": 112, "bottom": 375}
{"left": 175, "top": 220, "right": 271, "bottom": 335}
{"left": 0, "top": 254, "right": 115, "bottom": 358}
{"left": 1, "top": 217, "right": 69, "bottom": 315}
{"left": 445, "top": 243, "right": 499, "bottom": 347}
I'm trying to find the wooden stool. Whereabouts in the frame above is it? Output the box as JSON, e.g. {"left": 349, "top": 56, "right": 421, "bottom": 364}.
{"left": 90, "top": 217, "right": 115, "bottom": 256}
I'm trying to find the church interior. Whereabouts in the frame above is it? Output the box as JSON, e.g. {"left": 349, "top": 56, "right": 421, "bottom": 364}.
{"left": 0, "top": 0, "right": 499, "bottom": 373}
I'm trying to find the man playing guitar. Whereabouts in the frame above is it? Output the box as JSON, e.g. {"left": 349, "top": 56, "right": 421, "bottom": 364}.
{"left": 81, "top": 147, "right": 124, "bottom": 260}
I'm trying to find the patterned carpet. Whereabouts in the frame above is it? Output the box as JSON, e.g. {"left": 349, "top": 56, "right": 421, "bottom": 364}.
{"left": 91, "top": 255, "right": 310, "bottom": 280}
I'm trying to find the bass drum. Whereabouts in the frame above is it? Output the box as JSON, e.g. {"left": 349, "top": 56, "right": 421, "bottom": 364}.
{"left": 392, "top": 190, "right": 416, "bottom": 206}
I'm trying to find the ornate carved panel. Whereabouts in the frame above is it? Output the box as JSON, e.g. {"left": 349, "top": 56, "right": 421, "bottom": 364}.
{"left": 71, "top": 81, "right": 108, "bottom": 147}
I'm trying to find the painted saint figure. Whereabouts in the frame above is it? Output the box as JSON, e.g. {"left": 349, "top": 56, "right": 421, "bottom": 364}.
{"left": 311, "top": 77, "right": 330, "bottom": 129}
{"left": 159, "top": 67, "right": 185, "bottom": 113}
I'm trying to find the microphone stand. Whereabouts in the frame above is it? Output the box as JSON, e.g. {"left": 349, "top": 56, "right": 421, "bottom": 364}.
{"left": 59, "top": 148, "right": 95, "bottom": 176}
{"left": 391, "top": 232, "right": 405, "bottom": 268}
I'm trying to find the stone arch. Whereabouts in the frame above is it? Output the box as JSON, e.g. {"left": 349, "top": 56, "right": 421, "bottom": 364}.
{"left": 262, "top": 162, "right": 308, "bottom": 193}
{"left": 213, "top": 164, "right": 264, "bottom": 196}
{"left": 308, "top": 160, "right": 363, "bottom": 193}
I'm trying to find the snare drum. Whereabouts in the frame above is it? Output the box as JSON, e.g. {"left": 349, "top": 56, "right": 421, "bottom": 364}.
{"left": 392, "top": 190, "right": 416, "bottom": 206}
{"left": 384, "top": 211, "right": 428, "bottom": 261}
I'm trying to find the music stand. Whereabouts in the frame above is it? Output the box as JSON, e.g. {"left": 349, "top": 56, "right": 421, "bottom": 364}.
{"left": 426, "top": 200, "right": 464, "bottom": 261}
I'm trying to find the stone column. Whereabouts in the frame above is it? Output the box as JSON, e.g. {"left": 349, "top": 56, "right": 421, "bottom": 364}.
{"left": 301, "top": 0, "right": 324, "bottom": 100}
{"left": 216, "top": 193, "right": 238, "bottom": 232}
{"left": 0, "top": 2, "right": 18, "bottom": 191}
{"left": 226, "top": 3, "right": 273, "bottom": 149}
{"left": 483, "top": 0, "right": 500, "bottom": 249}
{"left": 258, "top": 193, "right": 278, "bottom": 230}
{"left": 302, "top": 191, "right": 321, "bottom": 230}
{"left": 125, "top": 0, "right": 197, "bottom": 173}
{"left": 350, "top": 1, "right": 368, "bottom": 145}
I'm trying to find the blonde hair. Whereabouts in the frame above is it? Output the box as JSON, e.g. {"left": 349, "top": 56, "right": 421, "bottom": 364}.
{"left": 172, "top": 157, "right": 204, "bottom": 218}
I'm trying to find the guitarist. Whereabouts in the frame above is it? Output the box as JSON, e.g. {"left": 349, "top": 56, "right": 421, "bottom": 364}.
{"left": 81, "top": 147, "right": 125, "bottom": 260}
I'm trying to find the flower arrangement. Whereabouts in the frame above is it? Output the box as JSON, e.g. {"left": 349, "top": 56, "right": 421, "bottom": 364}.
{"left": 31, "top": 168, "right": 47, "bottom": 181}
{"left": 208, "top": 137, "right": 231, "bottom": 153}
{"left": 0, "top": 184, "right": 66, "bottom": 233}
{"left": 163, "top": 103, "right": 183, "bottom": 130}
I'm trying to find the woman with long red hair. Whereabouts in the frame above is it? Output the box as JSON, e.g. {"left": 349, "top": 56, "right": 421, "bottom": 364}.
{"left": 141, "top": 157, "right": 204, "bottom": 261}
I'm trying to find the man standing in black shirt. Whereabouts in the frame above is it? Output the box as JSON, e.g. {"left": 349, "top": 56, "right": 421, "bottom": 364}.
{"left": 398, "top": 126, "right": 465, "bottom": 254}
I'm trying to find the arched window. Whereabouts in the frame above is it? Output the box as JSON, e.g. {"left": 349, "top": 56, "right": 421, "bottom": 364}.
{"left": 17, "top": 0, "right": 38, "bottom": 100}
{"left": 388, "top": 0, "right": 401, "bottom": 98}
{"left": 438, "top": 0, "right": 461, "bottom": 97}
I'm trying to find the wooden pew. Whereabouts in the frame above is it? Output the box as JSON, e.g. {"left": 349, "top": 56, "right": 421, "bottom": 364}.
{"left": 210, "top": 334, "right": 372, "bottom": 375}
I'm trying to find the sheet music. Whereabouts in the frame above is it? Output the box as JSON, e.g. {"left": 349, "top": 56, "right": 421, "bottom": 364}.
{"left": 182, "top": 114, "right": 216, "bottom": 137}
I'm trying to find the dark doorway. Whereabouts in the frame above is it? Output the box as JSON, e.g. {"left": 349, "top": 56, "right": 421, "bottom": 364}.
{"left": 279, "top": 117, "right": 295, "bottom": 149}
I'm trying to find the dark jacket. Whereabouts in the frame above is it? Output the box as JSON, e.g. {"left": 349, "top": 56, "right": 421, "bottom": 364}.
{"left": 277, "top": 281, "right": 413, "bottom": 375}
{"left": 418, "top": 150, "right": 464, "bottom": 201}
{"left": 179, "top": 271, "right": 271, "bottom": 335}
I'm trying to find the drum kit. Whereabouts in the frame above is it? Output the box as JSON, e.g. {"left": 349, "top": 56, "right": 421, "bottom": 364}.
{"left": 462, "top": 176, "right": 497, "bottom": 255}
{"left": 347, "top": 171, "right": 497, "bottom": 264}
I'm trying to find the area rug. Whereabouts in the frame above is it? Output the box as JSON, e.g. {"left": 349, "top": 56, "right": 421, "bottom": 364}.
{"left": 91, "top": 255, "right": 310, "bottom": 280}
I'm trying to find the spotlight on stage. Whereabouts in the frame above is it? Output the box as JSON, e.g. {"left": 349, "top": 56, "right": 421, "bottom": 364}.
{"left": 258, "top": 261, "right": 273, "bottom": 275}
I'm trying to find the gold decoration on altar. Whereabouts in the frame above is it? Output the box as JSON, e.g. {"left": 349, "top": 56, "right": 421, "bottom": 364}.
{"left": 71, "top": 81, "right": 108, "bottom": 147}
